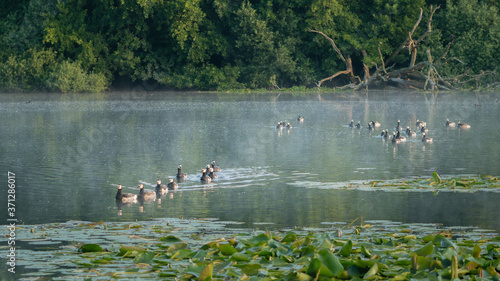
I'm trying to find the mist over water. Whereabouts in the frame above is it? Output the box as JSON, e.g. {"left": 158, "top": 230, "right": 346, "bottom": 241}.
{"left": 1, "top": 90, "right": 499, "bottom": 232}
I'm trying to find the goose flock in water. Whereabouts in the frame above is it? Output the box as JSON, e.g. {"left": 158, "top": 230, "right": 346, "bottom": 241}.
{"left": 115, "top": 161, "right": 221, "bottom": 204}
{"left": 117, "top": 114, "right": 473, "bottom": 204}
{"left": 347, "top": 117, "right": 471, "bottom": 144}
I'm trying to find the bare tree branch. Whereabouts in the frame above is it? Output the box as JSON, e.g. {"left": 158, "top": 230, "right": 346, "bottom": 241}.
{"left": 309, "top": 29, "right": 360, "bottom": 87}
{"left": 308, "top": 29, "right": 346, "bottom": 62}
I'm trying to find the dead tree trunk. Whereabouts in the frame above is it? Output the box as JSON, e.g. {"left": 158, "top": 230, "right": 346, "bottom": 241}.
{"left": 385, "top": 5, "right": 440, "bottom": 68}
{"left": 308, "top": 29, "right": 360, "bottom": 88}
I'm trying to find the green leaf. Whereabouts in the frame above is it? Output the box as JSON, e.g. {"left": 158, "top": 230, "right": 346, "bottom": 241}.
{"left": 184, "top": 264, "right": 206, "bottom": 276}
{"left": 220, "top": 244, "right": 238, "bottom": 255}
{"left": 432, "top": 172, "right": 441, "bottom": 184}
{"left": 230, "top": 252, "right": 251, "bottom": 262}
{"left": 318, "top": 238, "right": 333, "bottom": 250}
{"left": 118, "top": 246, "right": 147, "bottom": 256}
{"left": 318, "top": 248, "right": 344, "bottom": 276}
{"left": 133, "top": 251, "right": 155, "bottom": 264}
{"left": 363, "top": 263, "right": 379, "bottom": 280}
{"left": 440, "top": 237, "right": 457, "bottom": 249}
{"left": 280, "top": 232, "right": 298, "bottom": 243}
{"left": 338, "top": 240, "right": 353, "bottom": 257}
{"left": 161, "top": 235, "right": 183, "bottom": 242}
{"left": 78, "top": 244, "right": 103, "bottom": 253}
{"left": 167, "top": 243, "right": 188, "bottom": 256}
{"left": 240, "top": 263, "right": 262, "bottom": 276}
{"left": 198, "top": 262, "right": 213, "bottom": 281}
{"left": 248, "top": 233, "right": 270, "bottom": 246}
{"left": 414, "top": 242, "right": 434, "bottom": 256}
{"left": 306, "top": 258, "right": 322, "bottom": 277}
{"left": 473, "top": 244, "right": 482, "bottom": 258}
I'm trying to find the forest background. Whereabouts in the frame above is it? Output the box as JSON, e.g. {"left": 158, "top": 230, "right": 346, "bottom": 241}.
{"left": 0, "top": 0, "right": 499, "bottom": 93}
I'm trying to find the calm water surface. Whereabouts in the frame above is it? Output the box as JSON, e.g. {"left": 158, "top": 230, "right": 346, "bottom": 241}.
{"left": 1, "top": 90, "right": 499, "bottom": 232}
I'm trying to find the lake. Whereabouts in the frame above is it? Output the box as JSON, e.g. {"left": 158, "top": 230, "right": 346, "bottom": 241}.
{"left": 1, "top": 90, "right": 499, "bottom": 232}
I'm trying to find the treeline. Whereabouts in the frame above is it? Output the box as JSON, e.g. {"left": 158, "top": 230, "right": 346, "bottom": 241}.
{"left": 0, "top": 0, "right": 499, "bottom": 92}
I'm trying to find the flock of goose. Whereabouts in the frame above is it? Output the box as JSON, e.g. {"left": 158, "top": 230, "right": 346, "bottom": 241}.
{"left": 115, "top": 161, "right": 221, "bottom": 204}
{"left": 117, "top": 115, "right": 472, "bottom": 204}
{"left": 348, "top": 118, "right": 471, "bottom": 143}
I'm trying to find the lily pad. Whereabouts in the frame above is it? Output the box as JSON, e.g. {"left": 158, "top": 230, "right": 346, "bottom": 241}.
{"left": 78, "top": 244, "right": 103, "bottom": 253}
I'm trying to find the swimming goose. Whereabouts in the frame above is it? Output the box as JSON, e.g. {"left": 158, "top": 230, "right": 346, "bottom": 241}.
{"left": 458, "top": 121, "right": 471, "bottom": 129}
{"left": 176, "top": 164, "right": 187, "bottom": 182}
{"left": 200, "top": 169, "right": 212, "bottom": 183}
{"left": 396, "top": 130, "right": 406, "bottom": 142}
{"left": 348, "top": 120, "right": 355, "bottom": 128}
{"left": 406, "top": 126, "right": 416, "bottom": 137}
{"left": 208, "top": 167, "right": 218, "bottom": 179}
{"left": 395, "top": 120, "right": 402, "bottom": 132}
{"left": 422, "top": 133, "right": 433, "bottom": 143}
{"left": 355, "top": 121, "right": 362, "bottom": 129}
{"left": 420, "top": 126, "right": 428, "bottom": 133}
{"left": 370, "top": 121, "right": 381, "bottom": 127}
{"left": 155, "top": 180, "right": 167, "bottom": 196}
{"left": 138, "top": 184, "right": 156, "bottom": 202}
{"left": 211, "top": 160, "right": 221, "bottom": 172}
{"left": 116, "top": 185, "right": 137, "bottom": 203}
{"left": 416, "top": 120, "right": 426, "bottom": 128}
{"left": 297, "top": 116, "right": 304, "bottom": 122}
{"left": 391, "top": 132, "right": 400, "bottom": 144}
{"left": 167, "top": 178, "right": 178, "bottom": 190}
{"left": 445, "top": 119, "right": 456, "bottom": 127}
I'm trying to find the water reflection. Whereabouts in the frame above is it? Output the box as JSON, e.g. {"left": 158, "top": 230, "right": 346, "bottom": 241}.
{"left": 0, "top": 91, "right": 499, "bottom": 232}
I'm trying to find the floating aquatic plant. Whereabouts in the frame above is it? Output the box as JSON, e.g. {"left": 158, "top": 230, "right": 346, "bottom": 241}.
{"left": 8, "top": 218, "right": 500, "bottom": 280}
{"left": 290, "top": 172, "right": 500, "bottom": 193}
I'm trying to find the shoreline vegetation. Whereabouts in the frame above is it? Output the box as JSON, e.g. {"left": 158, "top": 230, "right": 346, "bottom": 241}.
{"left": 8, "top": 218, "right": 500, "bottom": 280}
{"left": 1, "top": 0, "right": 499, "bottom": 93}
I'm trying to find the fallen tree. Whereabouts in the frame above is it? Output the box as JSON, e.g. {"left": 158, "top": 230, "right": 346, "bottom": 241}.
{"left": 309, "top": 5, "right": 496, "bottom": 91}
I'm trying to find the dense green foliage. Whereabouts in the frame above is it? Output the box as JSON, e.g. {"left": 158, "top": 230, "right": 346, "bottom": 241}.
{"left": 0, "top": 0, "right": 499, "bottom": 92}
{"left": 13, "top": 219, "right": 500, "bottom": 279}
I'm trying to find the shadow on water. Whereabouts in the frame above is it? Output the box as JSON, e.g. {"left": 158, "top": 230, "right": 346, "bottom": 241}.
{"left": 0, "top": 90, "right": 499, "bottom": 233}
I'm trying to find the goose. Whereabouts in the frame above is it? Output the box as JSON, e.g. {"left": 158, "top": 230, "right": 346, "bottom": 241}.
{"left": 167, "top": 178, "right": 178, "bottom": 190}
{"left": 422, "top": 133, "right": 433, "bottom": 143}
{"left": 420, "top": 126, "right": 428, "bottom": 133}
{"left": 137, "top": 184, "right": 156, "bottom": 202}
{"left": 355, "top": 121, "right": 362, "bottom": 129}
{"left": 116, "top": 185, "right": 137, "bottom": 203}
{"left": 445, "top": 119, "right": 456, "bottom": 127}
{"left": 416, "top": 119, "right": 426, "bottom": 128}
{"left": 297, "top": 116, "right": 304, "bottom": 122}
{"left": 458, "top": 121, "right": 471, "bottom": 129}
{"left": 383, "top": 130, "right": 390, "bottom": 140}
{"left": 200, "top": 169, "right": 212, "bottom": 184}
{"left": 395, "top": 120, "right": 402, "bottom": 131}
{"left": 155, "top": 180, "right": 167, "bottom": 196}
{"left": 211, "top": 160, "right": 221, "bottom": 172}
{"left": 391, "top": 132, "right": 400, "bottom": 144}
{"left": 406, "top": 126, "right": 416, "bottom": 137}
{"left": 396, "top": 130, "right": 406, "bottom": 142}
{"left": 370, "top": 121, "right": 381, "bottom": 127}
{"left": 348, "top": 120, "right": 355, "bottom": 128}
{"left": 176, "top": 164, "right": 187, "bottom": 182}
{"left": 208, "top": 167, "right": 218, "bottom": 180}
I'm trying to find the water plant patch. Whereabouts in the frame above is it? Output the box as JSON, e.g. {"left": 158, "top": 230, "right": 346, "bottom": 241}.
{"left": 3, "top": 218, "right": 499, "bottom": 280}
